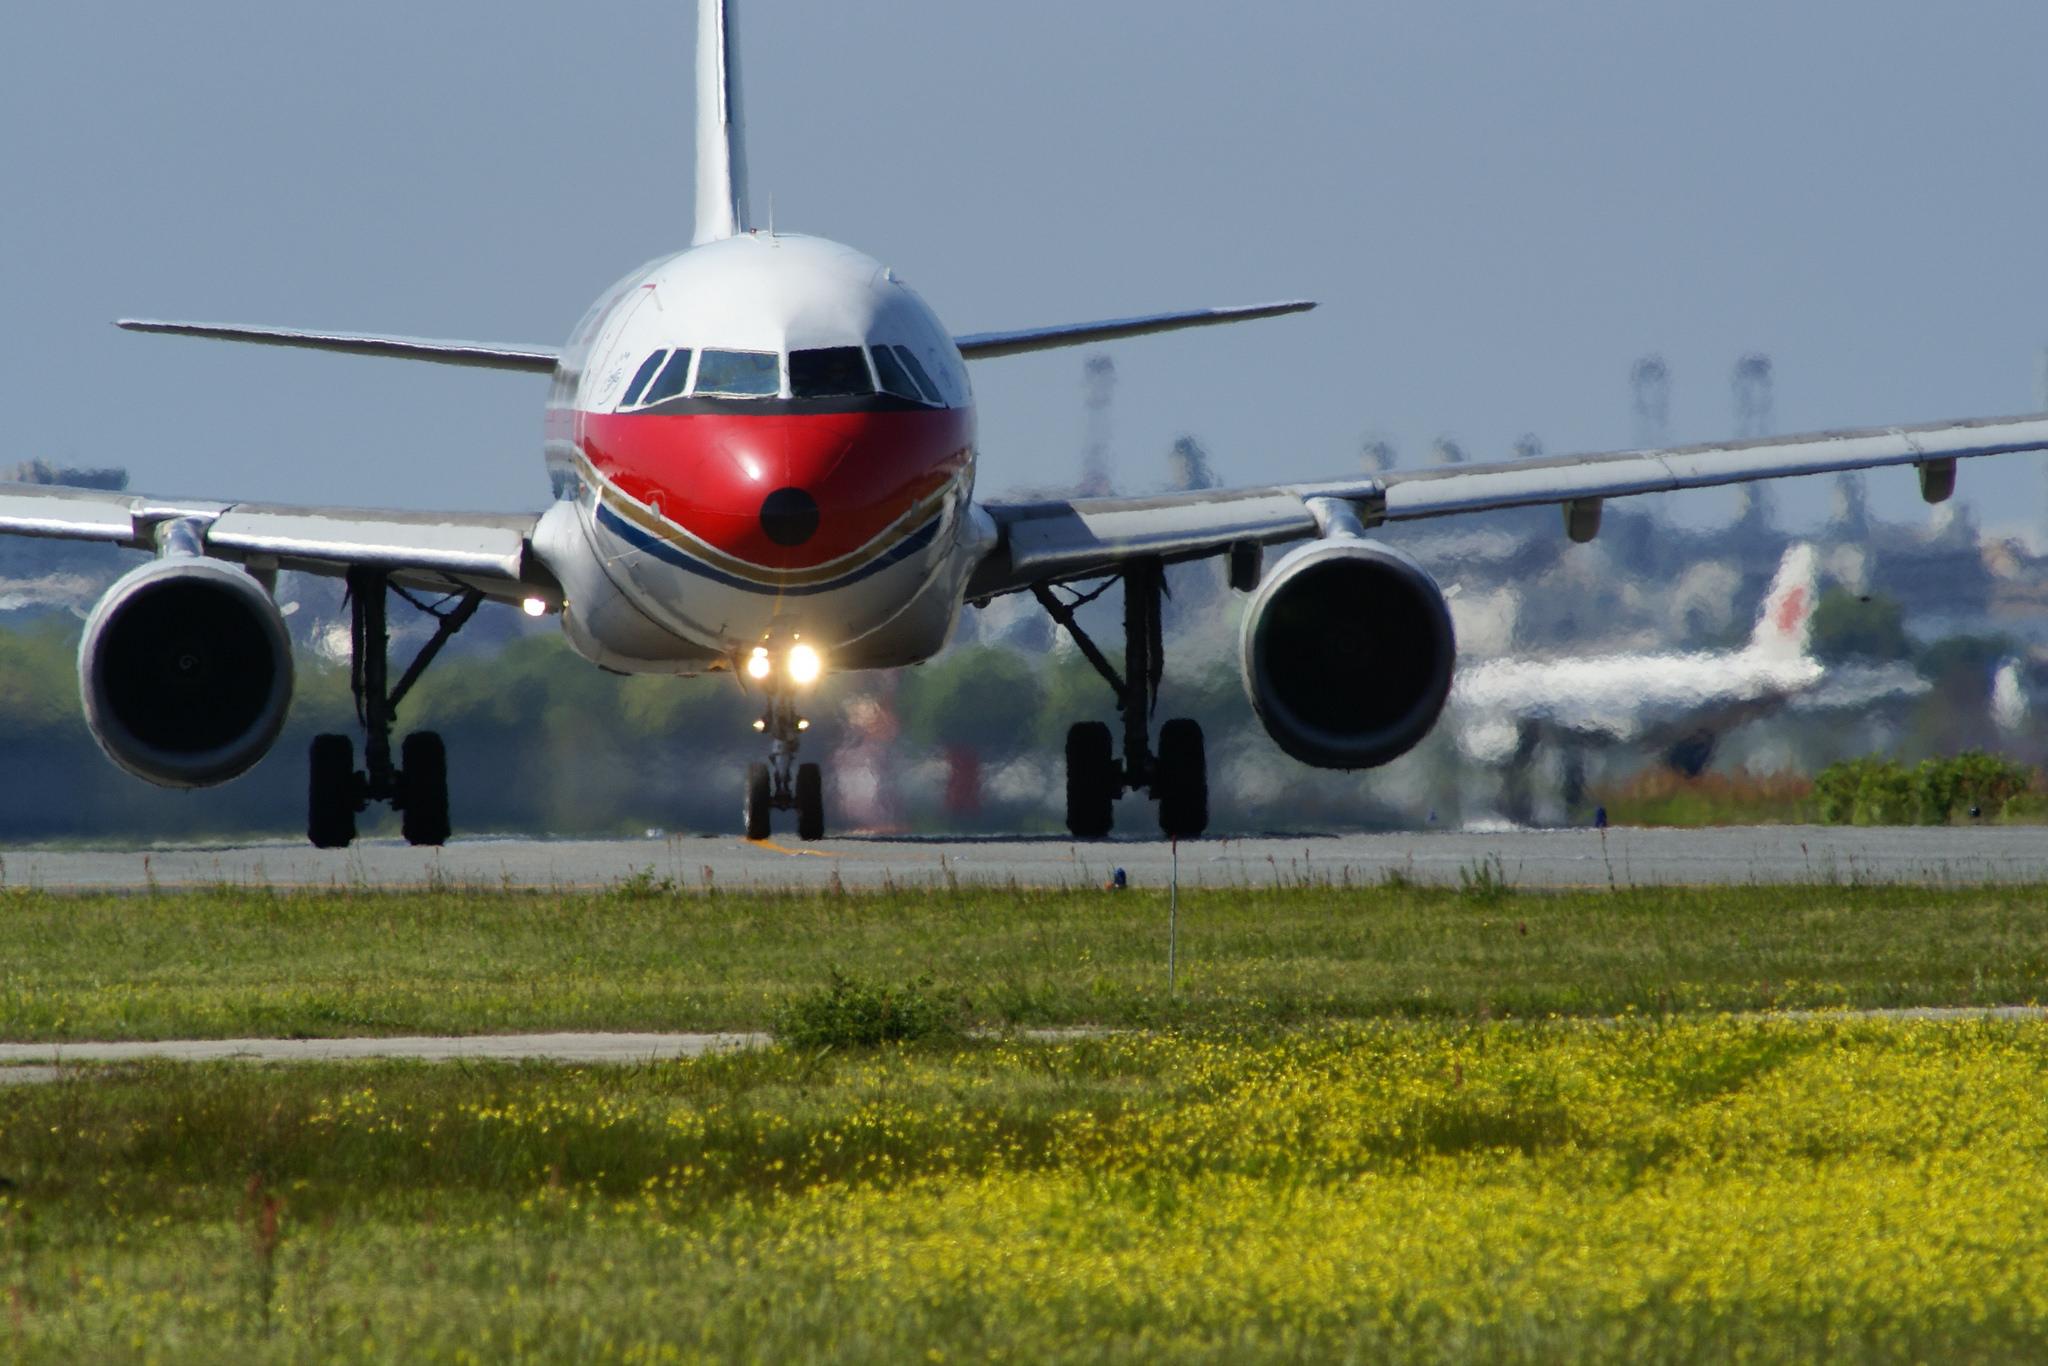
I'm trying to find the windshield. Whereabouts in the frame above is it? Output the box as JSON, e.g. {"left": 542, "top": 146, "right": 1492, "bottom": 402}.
{"left": 694, "top": 349, "right": 780, "bottom": 398}
{"left": 789, "top": 346, "right": 875, "bottom": 399}
{"left": 619, "top": 350, "right": 668, "bottom": 408}
{"left": 638, "top": 350, "right": 693, "bottom": 406}
{"left": 871, "top": 344, "right": 931, "bottom": 404}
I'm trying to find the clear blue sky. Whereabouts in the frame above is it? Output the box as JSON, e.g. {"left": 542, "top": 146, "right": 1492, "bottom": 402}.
{"left": 5, "top": 1, "right": 2046, "bottom": 533}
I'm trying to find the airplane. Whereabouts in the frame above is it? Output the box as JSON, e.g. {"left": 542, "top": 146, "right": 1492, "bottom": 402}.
{"left": 1454, "top": 543, "right": 1827, "bottom": 778}
{"left": 1450, "top": 543, "right": 1915, "bottom": 810}
{"left": 18, "top": 0, "right": 2048, "bottom": 848}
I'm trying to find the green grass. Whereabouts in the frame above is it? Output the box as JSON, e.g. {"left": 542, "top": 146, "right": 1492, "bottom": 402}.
{"left": 9, "top": 1020, "right": 2048, "bottom": 1360}
{"left": 4, "top": 882, "right": 2048, "bottom": 1041}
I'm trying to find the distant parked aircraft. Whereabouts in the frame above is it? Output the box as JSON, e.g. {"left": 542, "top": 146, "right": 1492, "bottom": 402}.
{"left": 1453, "top": 544, "right": 1924, "bottom": 810}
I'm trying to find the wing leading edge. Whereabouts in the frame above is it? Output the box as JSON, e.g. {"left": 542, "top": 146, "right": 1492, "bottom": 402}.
{"left": 116, "top": 320, "right": 561, "bottom": 374}
{"left": 969, "top": 411, "right": 2048, "bottom": 597}
{"left": 0, "top": 483, "right": 551, "bottom": 603}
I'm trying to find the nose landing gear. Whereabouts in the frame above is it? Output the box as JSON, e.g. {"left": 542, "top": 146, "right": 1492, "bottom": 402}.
{"left": 307, "top": 567, "right": 479, "bottom": 849}
{"left": 1033, "top": 558, "right": 1209, "bottom": 840}
{"left": 743, "top": 690, "right": 826, "bottom": 841}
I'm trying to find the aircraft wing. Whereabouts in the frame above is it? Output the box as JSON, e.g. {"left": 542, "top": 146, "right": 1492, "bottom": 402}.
{"left": 0, "top": 483, "right": 551, "bottom": 603}
{"left": 116, "top": 320, "right": 561, "bottom": 373}
{"left": 955, "top": 301, "right": 1315, "bottom": 360}
{"left": 968, "top": 411, "right": 2048, "bottom": 597}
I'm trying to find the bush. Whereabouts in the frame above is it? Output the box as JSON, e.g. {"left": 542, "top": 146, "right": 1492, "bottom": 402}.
{"left": 1814, "top": 751, "right": 2038, "bottom": 826}
{"left": 774, "top": 970, "right": 963, "bottom": 1049}
{"left": 1812, "top": 759, "right": 1879, "bottom": 825}
{"left": 1934, "top": 750, "right": 2033, "bottom": 821}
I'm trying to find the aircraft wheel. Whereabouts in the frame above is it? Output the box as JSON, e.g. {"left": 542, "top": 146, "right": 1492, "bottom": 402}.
{"left": 744, "top": 762, "right": 772, "bottom": 840}
{"left": 796, "top": 762, "right": 825, "bottom": 841}
{"left": 308, "top": 733, "right": 357, "bottom": 849}
{"left": 1666, "top": 731, "right": 1716, "bottom": 779}
{"left": 1065, "top": 721, "right": 1115, "bottom": 838}
{"left": 400, "top": 731, "right": 451, "bottom": 847}
{"left": 1155, "top": 717, "right": 1209, "bottom": 839}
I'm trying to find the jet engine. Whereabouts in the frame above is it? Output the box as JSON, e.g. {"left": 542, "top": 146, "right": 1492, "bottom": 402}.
{"left": 1239, "top": 536, "right": 1456, "bottom": 769}
{"left": 78, "top": 558, "right": 295, "bottom": 787}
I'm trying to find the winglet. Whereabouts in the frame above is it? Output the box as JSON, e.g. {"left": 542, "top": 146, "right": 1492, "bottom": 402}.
{"left": 693, "top": 0, "right": 752, "bottom": 245}
{"left": 1749, "top": 542, "right": 1819, "bottom": 658}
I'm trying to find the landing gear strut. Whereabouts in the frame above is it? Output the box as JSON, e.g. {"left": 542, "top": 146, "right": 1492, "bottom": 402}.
{"left": 1033, "top": 558, "right": 1208, "bottom": 839}
{"left": 307, "top": 568, "right": 480, "bottom": 849}
{"left": 744, "top": 689, "right": 824, "bottom": 841}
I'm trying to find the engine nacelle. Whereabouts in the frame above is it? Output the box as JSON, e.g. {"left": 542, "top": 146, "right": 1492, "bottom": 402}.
{"left": 1239, "top": 536, "right": 1456, "bottom": 769}
{"left": 79, "top": 558, "right": 295, "bottom": 787}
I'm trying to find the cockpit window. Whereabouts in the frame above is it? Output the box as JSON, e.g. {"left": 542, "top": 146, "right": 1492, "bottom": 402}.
{"left": 694, "top": 349, "right": 781, "bottom": 398}
{"left": 620, "top": 350, "right": 668, "bottom": 408}
{"left": 891, "top": 346, "right": 944, "bottom": 406}
{"left": 639, "top": 350, "right": 694, "bottom": 406}
{"left": 870, "top": 344, "right": 929, "bottom": 404}
{"left": 789, "top": 346, "right": 875, "bottom": 399}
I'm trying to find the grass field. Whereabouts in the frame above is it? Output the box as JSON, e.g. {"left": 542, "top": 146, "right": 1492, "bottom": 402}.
{"left": 4, "top": 881, "right": 2048, "bottom": 1041}
{"left": 8, "top": 882, "right": 2048, "bottom": 1360}
{"left": 8, "top": 1020, "right": 2048, "bottom": 1360}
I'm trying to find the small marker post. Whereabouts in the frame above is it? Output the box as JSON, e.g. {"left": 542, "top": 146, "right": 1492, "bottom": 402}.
{"left": 1168, "top": 838, "right": 1179, "bottom": 995}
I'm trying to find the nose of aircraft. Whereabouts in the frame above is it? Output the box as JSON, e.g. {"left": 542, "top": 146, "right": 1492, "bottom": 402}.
{"left": 585, "top": 401, "right": 971, "bottom": 573}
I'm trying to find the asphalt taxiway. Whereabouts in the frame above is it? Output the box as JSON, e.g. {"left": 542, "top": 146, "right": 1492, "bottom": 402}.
{"left": 0, "top": 824, "right": 2044, "bottom": 890}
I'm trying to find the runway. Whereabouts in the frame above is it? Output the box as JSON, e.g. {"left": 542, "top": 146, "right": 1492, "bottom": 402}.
{"left": 1, "top": 823, "right": 2045, "bottom": 891}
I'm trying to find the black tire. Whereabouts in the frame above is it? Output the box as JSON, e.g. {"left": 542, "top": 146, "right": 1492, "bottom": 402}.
{"left": 1065, "top": 721, "right": 1115, "bottom": 838}
{"left": 1156, "top": 717, "right": 1208, "bottom": 839}
{"left": 1666, "top": 731, "right": 1716, "bottom": 779}
{"left": 400, "top": 731, "right": 451, "bottom": 847}
{"left": 307, "top": 733, "right": 357, "bottom": 849}
{"left": 795, "top": 762, "right": 825, "bottom": 841}
{"left": 744, "top": 762, "right": 772, "bottom": 840}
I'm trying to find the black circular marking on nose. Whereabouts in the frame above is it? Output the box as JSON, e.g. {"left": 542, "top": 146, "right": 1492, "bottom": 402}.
{"left": 759, "top": 487, "right": 820, "bottom": 547}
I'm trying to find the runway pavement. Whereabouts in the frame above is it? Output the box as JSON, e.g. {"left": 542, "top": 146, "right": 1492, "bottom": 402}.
{"left": 0, "top": 823, "right": 2045, "bottom": 891}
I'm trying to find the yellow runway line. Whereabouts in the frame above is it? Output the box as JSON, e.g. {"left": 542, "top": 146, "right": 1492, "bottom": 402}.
{"left": 745, "top": 838, "right": 841, "bottom": 859}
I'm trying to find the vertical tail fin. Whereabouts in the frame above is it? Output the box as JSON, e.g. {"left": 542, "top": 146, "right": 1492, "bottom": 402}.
{"left": 693, "top": 0, "right": 752, "bottom": 246}
{"left": 1749, "top": 542, "right": 1819, "bottom": 658}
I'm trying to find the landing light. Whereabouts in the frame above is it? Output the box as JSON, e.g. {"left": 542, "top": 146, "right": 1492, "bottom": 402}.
{"left": 798, "top": 718, "right": 810, "bottom": 731}
{"left": 746, "top": 646, "right": 772, "bottom": 680}
{"left": 752, "top": 719, "right": 766, "bottom": 731}
{"left": 788, "top": 643, "right": 822, "bottom": 685}
{"left": 521, "top": 597, "right": 548, "bottom": 618}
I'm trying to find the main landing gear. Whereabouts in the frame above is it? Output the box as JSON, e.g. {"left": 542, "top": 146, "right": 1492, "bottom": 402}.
{"left": 308, "top": 567, "right": 481, "bottom": 849}
{"left": 743, "top": 689, "right": 825, "bottom": 841}
{"left": 1032, "top": 558, "right": 1208, "bottom": 840}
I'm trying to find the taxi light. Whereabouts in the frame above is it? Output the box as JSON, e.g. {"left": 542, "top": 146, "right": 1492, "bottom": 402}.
{"left": 752, "top": 719, "right": 766, "bottom": 732}
{"left": 521, "top": 596, "right": 548, "bottom": 618}
{"left": 788, "top": 643, "right": 822, "bottom": 685}
{"left": 746, "top": 647, "right": 772, "bottom": 680}
{"left": 797, "top": 718, "right": 810, "bottom": 731}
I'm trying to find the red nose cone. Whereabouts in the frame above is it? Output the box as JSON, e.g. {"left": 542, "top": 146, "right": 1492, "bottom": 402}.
{"left": 581, "top": 407, "right": 972, "bottom": 571}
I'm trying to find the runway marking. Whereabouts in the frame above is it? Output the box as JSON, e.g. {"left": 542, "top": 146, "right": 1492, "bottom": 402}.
{"left": 746, "top": 838, "right": 841, "bottom": 858}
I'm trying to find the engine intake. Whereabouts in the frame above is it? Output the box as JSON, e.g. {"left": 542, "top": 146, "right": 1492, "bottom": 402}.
{"left": 1239, "top": 537, "right": 1456, "bottom": 769}
{"left": 79, "top": 558, "right": 295, "bottom": 787}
